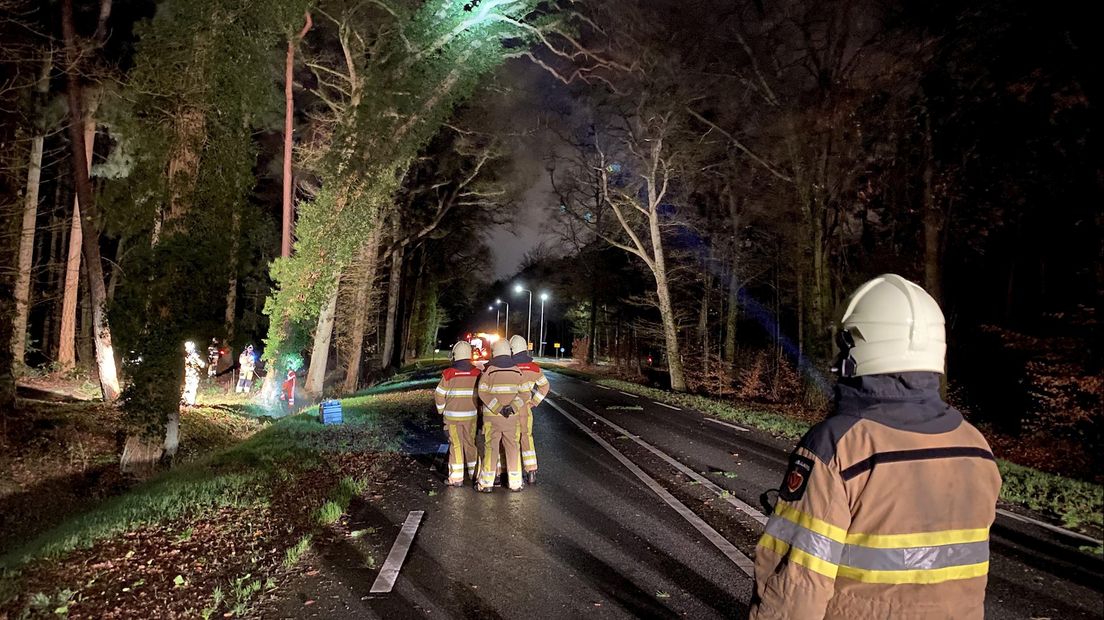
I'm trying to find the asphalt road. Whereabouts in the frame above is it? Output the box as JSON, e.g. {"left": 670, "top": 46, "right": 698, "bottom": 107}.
{"left": 270, "top": 370, "right": 1103, "bottom": 619}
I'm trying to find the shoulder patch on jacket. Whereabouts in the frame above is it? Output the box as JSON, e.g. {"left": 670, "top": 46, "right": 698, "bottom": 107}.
{"left": 798, "top": 414, "right": 862, "bottom": 464}
{"left": 779, "top": 453, "right": 815, "bottom": 502}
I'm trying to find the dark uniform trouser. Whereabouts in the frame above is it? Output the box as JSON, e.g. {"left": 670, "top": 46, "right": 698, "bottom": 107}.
{"left": 446, "top": 420, "right": 478, "bottom": 483}
{"left": 480, "top": 414, "right": 522, "bottom": 490}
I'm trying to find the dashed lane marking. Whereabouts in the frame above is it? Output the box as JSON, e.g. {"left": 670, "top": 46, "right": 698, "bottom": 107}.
{"left": 704, "top": 418, "right": 750, "bottom": 433}
{"left": 595, "top": 384, "right": 612, "bottom": 390}
{"left": 652, "top": 401, "right": 682, "bottom": 411}
{"left": 618, "top": 390, "right": 640, "bottom": 398}
{"left": 553, "top": 391, "right": 767, "bottom": 526}
{"left": 546, "top": 398, "right": 756, "bottom": 577}
{"left": 370, "top": 511, "right": 425, "bottom": 594}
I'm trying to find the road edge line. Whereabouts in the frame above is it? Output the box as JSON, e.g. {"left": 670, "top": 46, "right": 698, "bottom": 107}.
{"left": 653, "top": 401, "right": 682, "bottom": 411}
{"left": 704, "top": 418, "right": 750, "bottom": 433}
{"left": 618, "top": 390, "right": 640, "bottom": 398}
{"left": 546, "top": 398, "right": 756, "bottom": 577}
{"left": 369, "top": 510, "right": 426, "bottom": 594}
{"left": 554, "top": 392, "right": 767, "bottom": 526}
{"left": 996, "top": 508, "right": 1102, "bottom": 545}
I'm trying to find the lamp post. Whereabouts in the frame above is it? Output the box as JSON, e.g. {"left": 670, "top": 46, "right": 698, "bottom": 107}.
{"left": 496, "top": 299, "right": 509, "bottom": 338}
{"left": 538, "top": 292, "right": 549, "bottom": 357}
{"left": 489, "top": 305, "right": 500, "bottom": 333}
{"left": 514, "top": 284, "right": 532, "bottom": 344}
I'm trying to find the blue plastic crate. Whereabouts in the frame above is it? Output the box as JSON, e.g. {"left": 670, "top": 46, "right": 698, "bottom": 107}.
{"left": 320, "top": 400, "right": 343, "bottom": 425}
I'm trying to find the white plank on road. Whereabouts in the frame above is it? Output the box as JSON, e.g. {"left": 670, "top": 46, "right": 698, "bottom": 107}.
{"left": 370, "top": 510, "right": 425, "bottom": 594}
{"left": 547, "top": 399, "right": 756, "bottom": 577}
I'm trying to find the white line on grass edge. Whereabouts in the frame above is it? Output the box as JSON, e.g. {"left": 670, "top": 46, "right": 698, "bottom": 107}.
{"left": 546, "top": 398, "right": 756, "bottom": 577}
{"left": 653, "top": 401, "right": 682, "bottom": 411}
{"left": 618, "top": 390, "right": 640, "bottom": 398}
{"left": 370, "top": 511, "right": 425, "bottom": 594}
{"left": 554, "top": 392, "right": 767, "bottom": 527}
{"left": 704, "top": 417, "right": 750, "bottom": 433}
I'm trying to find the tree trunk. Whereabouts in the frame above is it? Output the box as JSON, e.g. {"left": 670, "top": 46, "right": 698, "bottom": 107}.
{"left": 655, "top": 272, "right": 686, "bottom": 392}
{"left": 723, "top": 253, "right": 739, "bottom": 364}
{"left": 586, "top": 287, "right": 598, "bottom": 365}
{"left": 304, "top": 285, "right": 338, "bottom": 397}
{"left": 921, "top": 111, "right": 944, "bottom": 304}
{"left": 282, "top": 12, "right": 313, "bottom": 258}
{"left": 62, "top": 0, "right": 120, "bottom": 401}
{"left": 12, "top": 53, "right": 54, "bottom": 367}
{"left": 78, "top": 263, "right": 93, "bottom": 366}
{"left": 107, "top": 238, "right": 124, "bottom": 302}
{"left": 224, "top": 209, "right": 240, "bottom": 341}
{"left": 401, "top": 248, "right": 427, "bottom": 366}
{"left": 43, "top": 211, "right": 63, "bottom": 358}
{"left": 342, "top": 230, "right": 382, "bottom": 392}
{"left": 58, "top": 115, "right": 96, "bottom": 371}
{"left": 380, "top": 244, "right": 404, "bottom": 370}
{"left": 697, "top": 268, "right": 711, "bottom": 358}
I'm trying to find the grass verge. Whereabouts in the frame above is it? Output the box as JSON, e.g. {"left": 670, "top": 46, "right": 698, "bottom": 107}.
{"left": 568, "top": 372, "right": 1103, "bottom": 532}
{"left": 0, "top": 387, "right": 435, "bottom": 616}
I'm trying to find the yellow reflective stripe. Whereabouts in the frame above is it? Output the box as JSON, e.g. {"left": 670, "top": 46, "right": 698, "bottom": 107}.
{"left": 837, "top": 561, "right": 989, "bottom": 585}
{"left": 845, "top": 527, "right": 991, "bottom": 549}
{"left": 535, "top": 375, "right": 549, "bottom": 386}
{"left": 775, "top": 502, "right": 848, "bottom": 544}
{"left": 759, "top": 533, "right": 839, "bottom": 579}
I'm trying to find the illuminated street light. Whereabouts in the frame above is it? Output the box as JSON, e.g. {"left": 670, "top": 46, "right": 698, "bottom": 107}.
{"left": 539, "top": 292, "right": 550, "bottom": 357}
{"left": 514, "top": 284, "right": 533, "bottom": 344}
{"left": 496, "top": 298, "right": 509, "bottom": 338}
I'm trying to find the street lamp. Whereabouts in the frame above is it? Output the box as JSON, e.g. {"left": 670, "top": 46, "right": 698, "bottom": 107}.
{"left": 514, "top": 284, "right": 532, "bottom": 344}
{"left": 538, "top": 292, "right": 549, "bottom": 357}
{"left": 489, "top": 305, "right": 500, "bottom": 332}
{"left": 496, "top": 299, "right": 509, "bottom": 338}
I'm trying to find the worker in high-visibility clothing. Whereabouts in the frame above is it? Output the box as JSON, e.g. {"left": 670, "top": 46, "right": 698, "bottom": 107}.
{"left": 750, "top": 274, "right": 1001, "bottom": 619}
{"left": 434, "top": 341, "right": 481, "bottom": 487}
{"left": 476, "top": 339, "right": 527, "bottom": 492}
{"left": 510, "top": 335, "right": 549, "bottom": 485}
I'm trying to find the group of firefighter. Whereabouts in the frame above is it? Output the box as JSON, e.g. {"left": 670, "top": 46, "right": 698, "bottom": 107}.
{"left": 434, "top": 334, "right": 550, "bottom": 492}
{"left": 180, "top": 339, "right": 259, "bottom": 407}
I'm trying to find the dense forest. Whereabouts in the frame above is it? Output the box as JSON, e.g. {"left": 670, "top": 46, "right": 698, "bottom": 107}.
{"left": 0, "top": 0, "right": 1099, "bottom": 476}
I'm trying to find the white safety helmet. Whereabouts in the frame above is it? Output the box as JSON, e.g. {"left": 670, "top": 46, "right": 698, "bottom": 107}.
{"left": 451, "top": 341, "right": 473, "bottom": 361}
{"left": 836, "top": 274, "right": 946, "bottom": 377}
{"left": 509, "top": 335, "right": 529, "bottom": 355}
{"left": 491, "top": 339, "right": 513, "bottom": 358}
{"left": 184, "top": 341, "right": 196, "bottom": 354}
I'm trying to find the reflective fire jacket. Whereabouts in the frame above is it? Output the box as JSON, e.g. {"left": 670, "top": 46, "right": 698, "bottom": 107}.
{"left": 513, "top": 353, "right": 550, "bottom": 409}
{"left": 434, "top": 361, "right": 481, "bottom": 423}
{"left": 750, "top": 372, "right": 1002, "bottom": 620}
{"left": 477, "top": 356, "right": 528, "bottom": 418}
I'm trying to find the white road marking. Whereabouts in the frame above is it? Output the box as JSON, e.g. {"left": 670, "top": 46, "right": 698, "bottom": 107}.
{"left": 553, "top": 391, "right": 767, "bottom": 526}
{"left": 618, "top": 390, "right": 640, "bottom": 398}
{"left": 546, "top": 398, "right": 756, "bottom": 577}
{"left": 370, "top": 511, "right": 425, "bottom": 594}
{"left": 704, "top": 418, "right": 750, "bottom": 432}
{"left": 652, "top": 401, "right": 682, "bottom": 411}
{"left": 594, "top": 384, "right": 612, "bottom": 390}
{"left": 996, "top": 508, "right": 1102, "bottom": 545}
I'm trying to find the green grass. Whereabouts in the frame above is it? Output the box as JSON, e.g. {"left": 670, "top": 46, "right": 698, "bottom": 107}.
{"left": 0, "top": 389, "right": 432, "bottom": 574}
{"left": 315, "top": 476, "right": 367, "bottom": 525}
{"left": 566, "top": 372, "right": 1104, "bottom": 532}
{"left": 997, "top": 460, "right": 1103, "bottom": 529}
{"left": 282, "top": 535, "right": 313, "bottom": 569}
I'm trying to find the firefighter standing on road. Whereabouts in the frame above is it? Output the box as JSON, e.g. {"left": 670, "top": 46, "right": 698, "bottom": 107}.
{"left": 750, "top": 274, "right": 1002, "bottom": 619}
{"left": 435, "top": 342, "right": 481, "bottom": 487}
{"left": 476, "top": 340, "right": 528, "bottom": 492}
{"left": 510, "top": 335, "right": 549, "bottom": 485}
{"left": 182, "top": 341, "right": 205, "bottom": 407}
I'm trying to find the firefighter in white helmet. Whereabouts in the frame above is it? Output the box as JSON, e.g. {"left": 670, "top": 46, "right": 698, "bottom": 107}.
{"left": 509, "top": 334, "right": 548, "bottom": 485}
{"left": 476, "top": 339, "right": 527, "bottom": 492}
{"left": 434, "top": 341, "right": 482, "bottom": 486}
{"left": 750, "top": 274, "right": 1001, "bottom": 619}
{"left": 181, "top": 341, "right": 205, "bottom": 407}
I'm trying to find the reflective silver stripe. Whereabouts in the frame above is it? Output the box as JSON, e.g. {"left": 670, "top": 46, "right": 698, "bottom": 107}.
{"left": 435, "top": 386, "right": 448, "bottom": 395}
{"left": 842, "top": 540, "right": 989, "bottom": 571}
{"left": 522, "top": 450, "right": 536, "bottom": 456}
{"left": 765, "top": 515, "right": 844, "bottom": 565}
{"left": 532, "top": 391, "right": 546, "bottom": 404}
{"left": 447, "top": 389, "right": 475, "bottom": 396}
{"left": 444, "top": 410, "right": 477, "bottom": 418}
{"left": 535, "top": 375, "right": 549, "bottom": 386}
{"left": 489, "top": 385, "right": 522, "bottom": 393}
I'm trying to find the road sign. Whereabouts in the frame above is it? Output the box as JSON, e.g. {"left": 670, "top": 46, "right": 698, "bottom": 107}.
{"left": 553, "top": 342, "right": 560, "bottom": 349}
